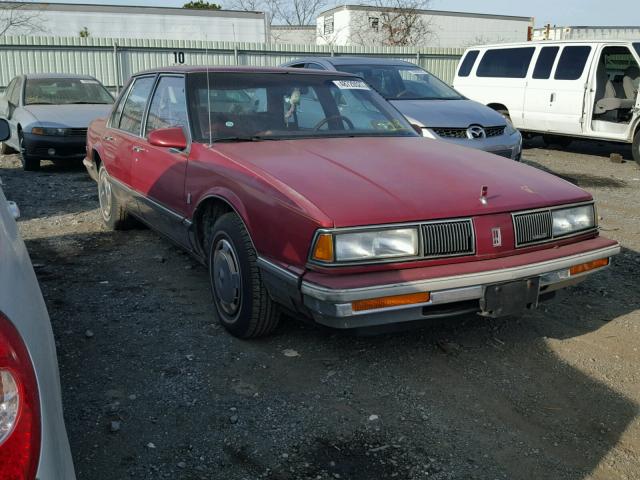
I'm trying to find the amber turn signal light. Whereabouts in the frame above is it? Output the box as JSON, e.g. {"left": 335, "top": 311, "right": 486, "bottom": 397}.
{"left": 312, "top": 233, "right": 334, "bottom": 262}
{"left": 352, "top": 292, "right": 430, "bottom": 312}
{"left": 569, "top": 258, "right": 609, "bottom": 276}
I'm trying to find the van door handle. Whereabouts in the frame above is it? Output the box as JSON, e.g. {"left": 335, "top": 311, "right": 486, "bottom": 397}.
{"left": 132, "top": 146, "right": 145, "bottom": 153}
{"left": 550, "top": 93, "right": 556, "bottom": 103}
{"left": 103, "top": 135, "right": 114, "bottom": 141}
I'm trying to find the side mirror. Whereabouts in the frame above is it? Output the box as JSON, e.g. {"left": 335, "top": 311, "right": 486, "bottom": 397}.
{"left": 148, "top": 127, "right": 188, "bottom": 151}
{"left": 0, "top": 118, "right": 10, "bottom": 142}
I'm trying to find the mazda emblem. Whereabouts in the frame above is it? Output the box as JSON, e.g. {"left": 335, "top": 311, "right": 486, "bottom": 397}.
{"left": 466, "top": 125, "right": 486, "bottom": 140}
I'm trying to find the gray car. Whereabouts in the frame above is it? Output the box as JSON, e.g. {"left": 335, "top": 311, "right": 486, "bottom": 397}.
{"left": 0, "top": 119, "right": 76, "bottom": 478}
{"left": 281, "top": 57, "right": 522, "bottom": 160}
{"left": 0, "top": 74, "right": 113, "bottom": 171}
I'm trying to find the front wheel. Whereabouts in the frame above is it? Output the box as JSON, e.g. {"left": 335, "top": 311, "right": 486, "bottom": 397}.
{"left": 208, "top": 213, "right": 279, "bottom": 338}
{"left": 633, "top": 130, "right": 640, "bottom": 167}
{"left": 18, "top": 133, "right": 40, "bottom": 171}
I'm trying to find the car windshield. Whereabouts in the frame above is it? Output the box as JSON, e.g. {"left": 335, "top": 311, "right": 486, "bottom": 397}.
{"left": 186, "top": 72, "right": 416, "bottom": 143}
{"left": 24, "top": 78, "right": 113, "bottom": 105}
{"left": 338, "top": 64, "right": 463, "bottom": 101}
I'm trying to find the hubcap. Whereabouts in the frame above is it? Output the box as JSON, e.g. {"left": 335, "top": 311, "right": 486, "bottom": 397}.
{"left": 213, "top": 238, "right": 241, "bottom": 317}
{"left": 98, "top": 170, "right": 112, "bottom": 221}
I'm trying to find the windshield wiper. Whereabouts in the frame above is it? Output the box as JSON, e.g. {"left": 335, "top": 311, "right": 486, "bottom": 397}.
{"left": 66, "top": 101, "right": 111, "bottom": 104}
{"left": 27, "top": 102, "right": 54, "bottom": 105}
{"left": 212, "top": 135, "right": 269, "bottom": 143}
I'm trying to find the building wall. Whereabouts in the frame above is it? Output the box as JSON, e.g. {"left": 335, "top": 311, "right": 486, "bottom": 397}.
{"left": 317, "top": 7, "right": 532, "bottom": 48}
{"left": 533, "top": 26, "right": 640, "bottom": 41}
{"left": 0, "top": 2, "right": 266, "bottom": 42}
{"left": 270, "top": 26, "right": 316, "bottom": 45}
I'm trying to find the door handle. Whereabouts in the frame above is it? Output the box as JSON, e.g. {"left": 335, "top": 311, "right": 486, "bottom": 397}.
{"left": 550, "top": 93, "right": 556, "bottom": 103}
{"left": 132, "top": 146, "right": 145, "bottom": 153}
{"left": 103, "top": 135, "right": 114, "bottom": 141}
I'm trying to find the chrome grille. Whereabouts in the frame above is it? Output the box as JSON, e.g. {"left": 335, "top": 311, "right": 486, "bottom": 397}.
{"left": 513, "top": 210, "right": 553, "bottom": 246}
{"left": 423, "top": 220, "right": 475, "bottom": 257}
{"left": 68, "top": 128, "right": 88, "bottom": 137}
{"left": 431, "top": 125, "right": 506, "bottom": 139}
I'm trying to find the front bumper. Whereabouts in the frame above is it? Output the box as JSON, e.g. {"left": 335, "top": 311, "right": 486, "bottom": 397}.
{"left": 260, "top": 238, "right": 619, "bottom": 329}
{"left": 23, "top": 133, "right": 86, "bottom": 160}
{"left": 427, "top": 130, "right": 523, "bottom": 161}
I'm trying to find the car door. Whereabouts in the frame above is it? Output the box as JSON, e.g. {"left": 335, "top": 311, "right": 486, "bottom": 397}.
{"left": 103, "top": 75, "right": 156, "bottom": 187}
{"left": 546, "top": 45, "right": 595, "bottom": 135}
{"left": 522, "top": 46, "right": 560, "bottom": 132}
{"left": 132, "top": 74, "right": 190, "bottom": 246}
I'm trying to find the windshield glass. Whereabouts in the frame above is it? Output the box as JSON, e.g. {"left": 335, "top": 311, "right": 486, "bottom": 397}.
{"left": 337, "top": 64, "right": 463, "bottom": 101}
{"left": 25, "top": 78, "right": 113, "bottom": 105}
{"left": 186, "top": 72, "right": 416, "bottom": 143}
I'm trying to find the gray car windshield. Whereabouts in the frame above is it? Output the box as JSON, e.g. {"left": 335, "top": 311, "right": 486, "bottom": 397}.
{"left": 338, "top": 64, "right": 463, "bottom": 101}
{"left": 25, "top": 78, "right": 113, "bottom": 105}
{"left": 186, "top": 72, "right": 416, "bottom": 143}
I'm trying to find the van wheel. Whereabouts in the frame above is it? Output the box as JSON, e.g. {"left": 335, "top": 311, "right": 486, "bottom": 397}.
{"left": 542, "top": 134, "right": 572, "bottom": 148}
{"left": 0, "top": 142, "right": 16, "bottom": 155}
{"left": 633, "top": 131, "right": 640, "bottom": 167}
{"left": 208, "top": 213, "right": 279, "bottom": 339}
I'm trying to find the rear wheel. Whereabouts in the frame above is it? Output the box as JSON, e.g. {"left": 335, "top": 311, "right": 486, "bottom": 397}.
{"left": 0, "top": 141, "right": 16, "bottom": 155}
{"left": 208, "top": 213, "right": 279, "bottom": 338}
{"left": 18, "top": 132, "right": 39, "bottom": 171}
{"left": 98, "top": 165, "right": 135, "bottom": 230}
{"left": 633, "top": 130, "right": 640, "bottom": 167}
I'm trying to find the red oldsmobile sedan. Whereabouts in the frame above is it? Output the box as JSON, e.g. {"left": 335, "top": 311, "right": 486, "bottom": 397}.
{"left": 84, "top": 67, "right": 620, "bottom": 338}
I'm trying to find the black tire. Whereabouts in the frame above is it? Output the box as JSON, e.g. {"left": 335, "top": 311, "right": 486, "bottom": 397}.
{"left": 0, "top": 141, "right": 16, "bottom": 155}
{"left": 542, "top": 134, "right": 572, "bottom": 149}
{"left": 97, "top": 165, "right": 135, "bottom": 230}
{"left": 208, "top": 212, "right": 279, "bottom": 338}
{"left": 633, "top": 130, "right": 640, "bottom": 168}
{"left": 18, "top": 132, "right": 39, "bottom": 171}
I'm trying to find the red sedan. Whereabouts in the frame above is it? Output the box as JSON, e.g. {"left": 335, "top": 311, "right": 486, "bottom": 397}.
{"left": 84, "top": 67, "right": 620, "bottom": 338}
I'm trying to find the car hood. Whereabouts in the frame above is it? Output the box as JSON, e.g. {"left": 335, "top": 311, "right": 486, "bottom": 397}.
{"left": 390, "top": 99, "right": 506, "bottom": 129}
{"left": 24, "top": 104, "right": 112, "bottom": 128}
{"left": 213, "top": 137, "right": 591, "bottom": 228}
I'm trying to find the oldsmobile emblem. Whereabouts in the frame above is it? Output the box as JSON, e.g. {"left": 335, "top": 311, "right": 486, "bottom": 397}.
{"left": 491, "top": 227, "right": 502, "bottom": 247}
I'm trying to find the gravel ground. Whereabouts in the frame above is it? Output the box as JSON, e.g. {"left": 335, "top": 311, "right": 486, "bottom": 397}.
{"left": 1, "top": 139, "right": 639, "bottom": 480}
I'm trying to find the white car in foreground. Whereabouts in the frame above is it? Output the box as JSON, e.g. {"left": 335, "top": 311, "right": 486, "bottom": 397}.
{"left": 0, "top": 118, "right": 76, "bottom": 479}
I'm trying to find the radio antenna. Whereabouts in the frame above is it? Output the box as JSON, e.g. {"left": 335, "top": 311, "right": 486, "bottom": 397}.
{"left": 205, "top": 35, "right": 213, "bottom": 147}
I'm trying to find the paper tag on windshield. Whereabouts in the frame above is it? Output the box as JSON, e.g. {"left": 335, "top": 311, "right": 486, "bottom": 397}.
{"left": 80, "top": 79, "right": 99, "bottom": 84}
{"left": 333, "top": 79, "right": 370, "bottom": 90}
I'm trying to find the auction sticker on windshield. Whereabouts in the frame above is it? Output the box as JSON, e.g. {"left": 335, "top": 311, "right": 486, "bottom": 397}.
{"left": 333, "top": 79, "right": 370, "bottom": 90}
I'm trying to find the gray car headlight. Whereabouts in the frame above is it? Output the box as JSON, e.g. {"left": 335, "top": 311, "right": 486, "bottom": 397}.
{"left": 552, "top": 205, "right": 595, "bottom": 237}
{"left": 311, "top": 227, "right": 419, "bottom": 263}
{"left": 31, "top": 127, "right": 69, "bottom": 136}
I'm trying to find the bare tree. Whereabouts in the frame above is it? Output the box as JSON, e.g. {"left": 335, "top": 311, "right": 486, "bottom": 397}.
{"left": 0, "top": 2, "right": 43, "bottom": 36}
{"left": 348, "top": 0, "right": 435, "bottom": 47}
{"left": 226, "top": 0, "right": 327, "bottom": 26}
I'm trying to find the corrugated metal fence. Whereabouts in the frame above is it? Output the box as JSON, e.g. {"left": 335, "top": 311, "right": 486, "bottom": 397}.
{"left": 0, "top": 36, "right": 464, "bottom": 92}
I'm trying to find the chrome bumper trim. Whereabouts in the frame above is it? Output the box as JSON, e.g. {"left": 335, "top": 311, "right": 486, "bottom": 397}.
{"left": 300, "top": 244, "right": 620, "bottom": 304}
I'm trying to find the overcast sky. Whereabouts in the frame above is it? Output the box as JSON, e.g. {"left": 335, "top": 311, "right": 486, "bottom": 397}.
{"left": 37, "top": 0, "right": 640, "bottom": 27}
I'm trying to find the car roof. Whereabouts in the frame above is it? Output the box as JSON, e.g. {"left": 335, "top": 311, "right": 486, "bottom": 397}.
{"left": 23, "top": 73, "right": 98, "bottom": 80}
{"left": 468, "top": 39, "right": 639, "bottom": 49}
{"left": 133, "top": 65, "right": 359, "bottom": 77}
{"left": 284, "top": 56, "right": 417, "bottom": 68}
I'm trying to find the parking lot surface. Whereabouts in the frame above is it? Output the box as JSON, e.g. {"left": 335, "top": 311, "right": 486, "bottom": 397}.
{"left": 1, "top": 140, "right": 639, "bottom": 480}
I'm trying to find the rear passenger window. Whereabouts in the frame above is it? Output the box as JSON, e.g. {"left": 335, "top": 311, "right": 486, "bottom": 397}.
{"left": 533, "top": 46, "right": 559, "bottom": 79}
{"left": 458, "top": 50, "right": 479, "bottom": 77}
{"left": 555, "top": 46, "right": 592, "bottom": 80}
{"left": 118, "top": 76, "right": 155, "bottom": 135}
{"left": 306, "top": 63, "right": 325, "bottom": 70}
{"left": 476, "top": 47, "right": 535, "bottom": 78}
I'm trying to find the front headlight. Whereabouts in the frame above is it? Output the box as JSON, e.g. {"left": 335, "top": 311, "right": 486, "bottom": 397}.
{"left": 552, "top": 205, "right": 595, "bottom": 237}
{"left": 31, "top": 127, "right": 69, "bottom": 136}
{"left": 311, "top": 227, "right": 420, "bottom": 263}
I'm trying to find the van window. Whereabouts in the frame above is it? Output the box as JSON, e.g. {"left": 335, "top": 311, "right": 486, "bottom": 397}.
{"left": 458, "top": 50, "right": 479, "bottom": 77}
{"left": 555, "top": 46, "right": 592, "bottom": 80}
{"left": 634, "top": 43, "right": 640, "bottom": 57}
{"left": 476, "top": 47, "right": 535, "bottom": 78}
{"left": 533, "top": 46, "right": 559, "bottom": 79}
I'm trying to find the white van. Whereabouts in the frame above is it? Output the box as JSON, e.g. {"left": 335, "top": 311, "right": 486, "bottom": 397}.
{"left": 453, "top": 41, "right": 640, "bottom": 164}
